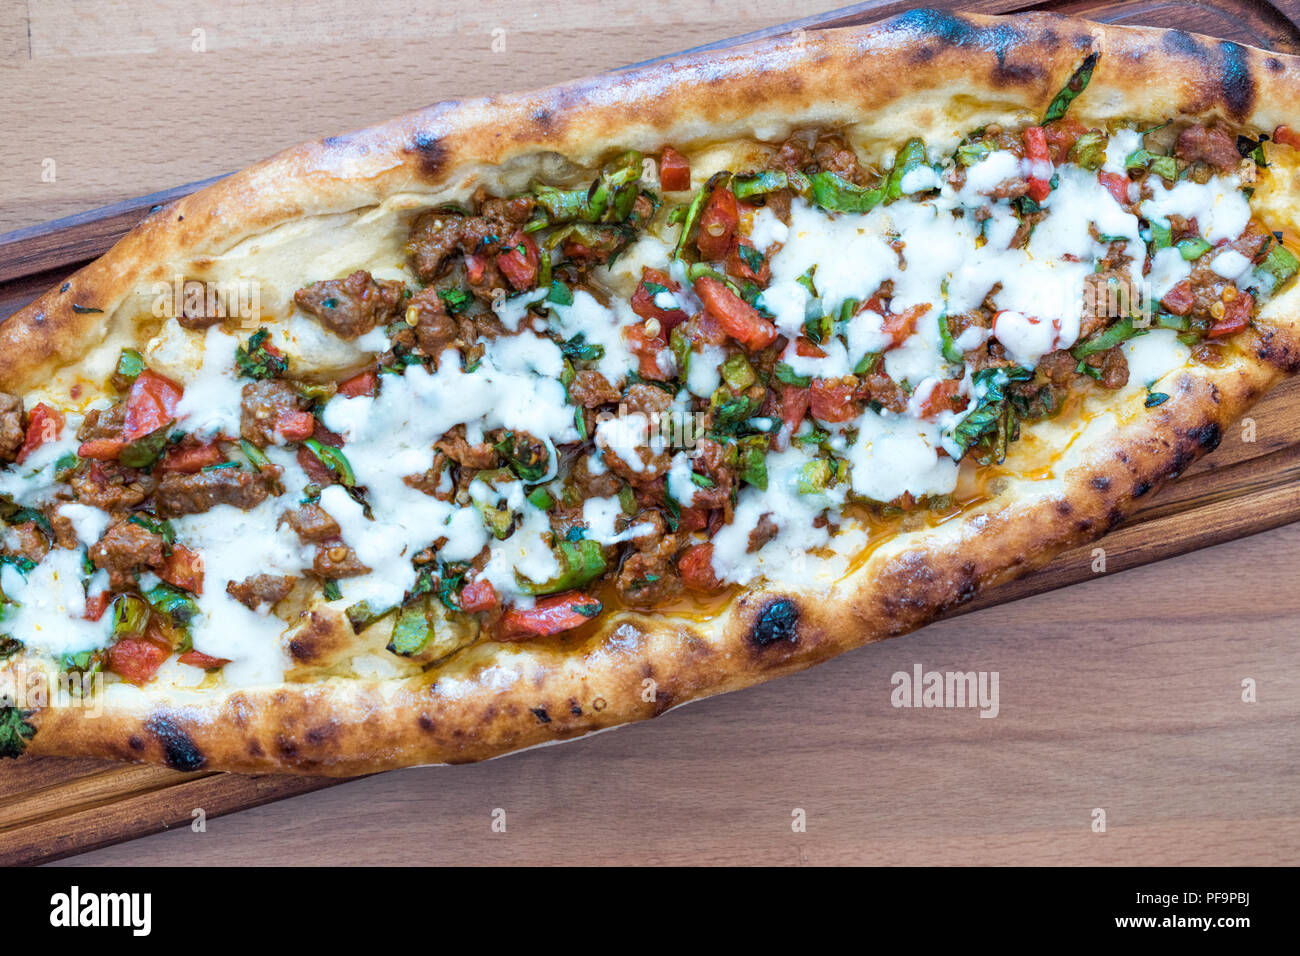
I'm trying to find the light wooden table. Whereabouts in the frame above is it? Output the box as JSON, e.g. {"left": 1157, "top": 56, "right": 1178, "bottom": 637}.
{"left": 3, "top": 0, "right": 1298, "bottom": 866}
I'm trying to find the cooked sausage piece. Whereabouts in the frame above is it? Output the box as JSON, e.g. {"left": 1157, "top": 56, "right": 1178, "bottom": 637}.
{"left": 154, "top": 468, "right": 269, "bottom": 517}
{"left": 89, "top": 520, "right": 165, "bottom": 590}
{"left": 293, "top": 270, "right": 405, "bottom": 340}
{"left": 226, "top": 573, "right": 297, "bottom": 611}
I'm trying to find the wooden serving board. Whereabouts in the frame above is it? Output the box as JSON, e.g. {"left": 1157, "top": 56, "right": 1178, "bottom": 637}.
{"left": 2, "top": 0, "right": 1299, "bottom": 866}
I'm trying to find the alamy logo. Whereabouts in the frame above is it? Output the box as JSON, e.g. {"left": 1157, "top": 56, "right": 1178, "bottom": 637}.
{"left": 890, "top": 663, "right": 1000, "bottom": 718}
{"left": 49, "top": 886, "right": 151, "bottom": 936}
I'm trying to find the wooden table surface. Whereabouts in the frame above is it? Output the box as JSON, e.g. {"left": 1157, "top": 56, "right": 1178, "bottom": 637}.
{"left": 3, "top": 0, "right": 1299, "bottom": 866}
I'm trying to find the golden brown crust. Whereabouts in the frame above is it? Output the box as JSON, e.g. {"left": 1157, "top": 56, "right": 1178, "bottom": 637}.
{"left": 6, "top": 9, "right": 1300, "bottom": 774}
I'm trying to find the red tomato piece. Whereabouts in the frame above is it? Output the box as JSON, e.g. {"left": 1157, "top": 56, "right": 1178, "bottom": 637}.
{"left": 496, "top": 231, "right": 540, "bottom": 291}
{"left": 159, "top": 544, "right": 204, "bottom": 594}
{"left": 84, "top": 591, "right": 111, "bottom": 622}
{"left": 159, "top": 442, "right": 223, "bottom": 474}
{"left": 809, "top": 379, "right": 859, "bottom": 423}
{"left": 338, "top": 369, "right": 378, "bottom": 398}
{"left": 1273, "top": 124, "right": 1300, "bottom": 149}
{"left": 1208, "top": 292, "right": 1253, "bottom": 338}
{"left": 694, "top": 277, "right": 777, "bottom": 351}
{"left": 1161, "top": 280, "right": 1195, "bottom": 316}
{"left": 108, "top": 633, "right": 171, "bottom": 686}
{"left": 629, "top": 268, "right": 688, "bottom": 332}
{"left": 679, "top": 543, "right": 723, "bottom": 593}
{"left": 499, "top": 592, "right": 601, "bottom": 639}
{"left": 780, "top": 385, "right": 811, "bottom": 435}
{"left": 1098, "top": 171, "right": 1132, "bottom": 205}
{"left": 77, "top": 438, "right": 126, "bottom": 461}
{"left": 918, "top": 379, "right": 968, "bottom": 418}
{"left": 459, "top": 579, "right": 500, "bottom": 613}
{"left": 123, "top": 369, "right": 183, "bottom": 442}
{"left": 16, "top": 403, "right": 65, "bottom": 464}
{"left": 178, "top": 650, "right": 231, "bottom": 669}
{"left": 696, "top": 187, "right": 739, "bottom": 261}
{"left": 659, "top": 146, "right": 691, "bottom": 192}
{"left": 274, "top": 409, "right": 316, "bottom": 442}
{"left": 1022, "top": 126, "right": 1053, "bottom": 203}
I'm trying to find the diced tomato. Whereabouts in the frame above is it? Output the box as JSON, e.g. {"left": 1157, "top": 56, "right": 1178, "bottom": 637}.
{"left": 84, "top": 591, "right": 111, "bottom": 622}
{"left": 694, "top": 277, "right": 777, "bottom": 351}
{"left": 274, "top": 409, "right": 317, "bottom": 442}
{"left": 77, "top": 438, "right": 126, "bottom": 461}
{"left": 159, "top": 442, "right": 223, "bottom": 474}
{"left": 659, "top": 146, "right": 691, "bottom": 192}
{"left": 726, "top": 237, "right": 770, "bottom": 285}
{"left": 1022, "top": 126, "right": 1053, "bottom": 203}
{"left": 795, "top": 338, "right": 826, "bottom": 358}
{"left": 624, "top": 322, "right": 673, "bottom": 381}
{"left": 809, "top": 379, "right": 859, "bottom": 423}
{"left": 1208, "top": 292, "right": 1253, "bottom": 338}
{"left": 630, "top": 268, "right": 688, "bottom": 333}
{"left": 780, "top": 385, "right": 811, "bottom": 435}
{"left": 122, "top": 369, "right": 183, "bottom": 442}
{"left": 338, "top": 369, "right": 378, "bottom": 398}
{"left": 16, "top": 403, "right": 64, "bottom": 464}
{"left": 1043, "top": 117, "right": 1088, "bottom": 162}
{"left": 679, "top": 543, "right": 723, "bottom": 593}
{"left": 459, "top": 579, "right": 499, "bottom": 613}
{"left": 1098, "top": 171, "right": 1132, "bottom": 205}
{"left": 465, "top": 253, "right": 487, "bottom": 285}
{"left": 677, "top": 507, "right": 709, "bottom": 534}
{"left": 499, "top": 592, "right": 601, "bottom": 639}
{"left": 159, "top": 544, "right": 204, "bottom": 594}
{"left": 1161, "top": 280, "right": 1195, "bottom": 316}
{"left": 918, "top": 379, "right": 968, "bottom": 418}
{"left": 881, "top": 304, "right": 926, "bottom": 348}
{"left": 1274, "top": 124, "right": 1300, "bottom": 149}
{"left": 108, "top": 633, "right": 171, "bottom": 686}
{"left": 496, "top": 231, "right": 540, "bottom": 291}
{"left": 696, "top": 187, "right": 739, "bottom": 261}
{"left": 178, "top": 650, "right": 231, "bottom": 669}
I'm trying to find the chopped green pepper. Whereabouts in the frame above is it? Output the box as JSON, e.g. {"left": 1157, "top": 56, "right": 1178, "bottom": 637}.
{"left": 301, "top": 438, "right": 356, "bottom": 487}
{"left": 520, "top": 539, "right": 607, "bottom": 595}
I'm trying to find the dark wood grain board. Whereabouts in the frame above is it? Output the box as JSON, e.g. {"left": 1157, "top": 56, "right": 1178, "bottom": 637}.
{"left": 2, "top": 0, "right": 1299, "bottom": 866}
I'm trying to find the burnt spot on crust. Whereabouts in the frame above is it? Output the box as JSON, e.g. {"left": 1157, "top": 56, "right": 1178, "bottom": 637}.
{"left": 750, "top": 597, "right": 799, "bottom": 648}
{"left": 145, "top": 714, "right": 206, "bottom": 772}
{"left": 1161, "top": 31, "right": 1256, "bottom": 118}
{"left": 418, "top": 714, "right": 434, "bottom": 731}
{"left": 1091, "top": 475, "right": 1111, "bottom": 491}
{"left": 1266, "top": 56, "right": 1284, "bottom": 73}
{"left": 1218, "top": 41, "right": 1256, "bottom": 118}
{"left": 1133, "top": 479, "right": 1153, "bottom": 498}
{"left": 897, "top": 8, "right": 978, "bottom": 51}
{"left": 569, "top": 701, "right": 583, "bottom": 716}
{"left": 408, "top": 131, "right": 447, "bottom": 178}
{"left": 530, "top": 706, "right": 551, "bottom": 724}
{"left": 1255, "top": 328, "right": 1300, "bottom": 374}
{"left": 128, "top": 734, "right": 144, "bottom": 751}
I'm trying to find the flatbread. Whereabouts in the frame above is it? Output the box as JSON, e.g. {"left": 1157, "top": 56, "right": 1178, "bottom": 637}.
{"left": 2, "top": 9, "right": 1299, "bottom": 774}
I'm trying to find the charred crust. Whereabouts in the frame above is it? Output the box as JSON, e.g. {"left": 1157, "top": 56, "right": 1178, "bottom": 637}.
{"left": 1255, "top": 328, "right": 1300, "bottom": 373}
{"left": 1132, "top": 479, "right": 1152, "bottom": 498}
{"left": 417, "top": 714, "right": 434, "bottom": 731}
{"left": 897, "top": 8, "right": 977, "bottom": 50}
{"left": 749, "top": 597, "right": 799, "bottom": 648}
{"left": 530, "top": 706, "right": 551, "bottom": 724}
{"left": 146, "top": 714, "right": 206, "bottom": 772}
{"left": 569, "top": 701, "right": 582, "bottom": 716}
{"left": 1090, "top": 475, "right": 1111, "bottom": 491}
{"left": 408, "top": 131, "right": 447, "bottom": 177}
{"left": 128, "top": 734, "right": 144, "bottom": 751}
{"left": 1218, "top": 41, "right": 1256, "bottom": 118}
{"left": 1191, "top": 421, "right": 1222, "bottom": 452}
